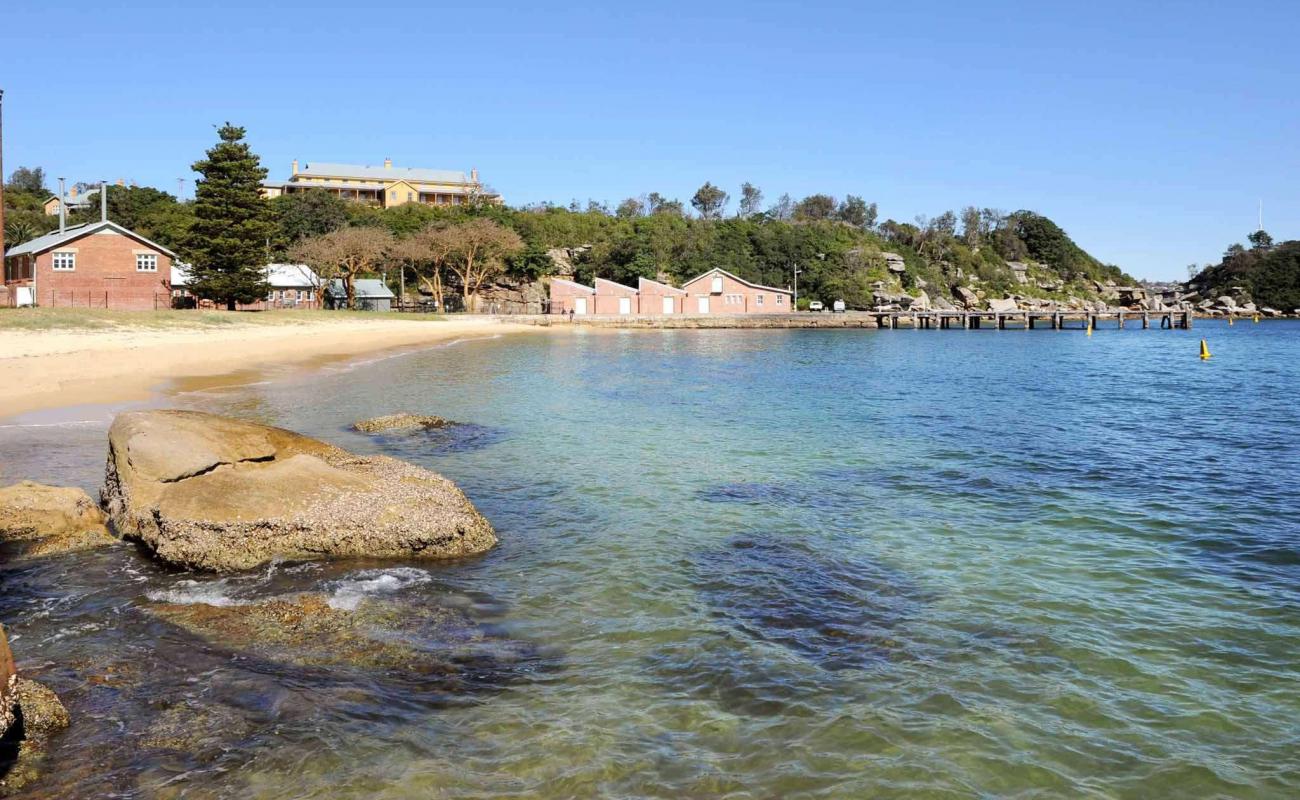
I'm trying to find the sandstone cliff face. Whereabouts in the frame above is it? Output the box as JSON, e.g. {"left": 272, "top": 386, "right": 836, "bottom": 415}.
{"left": 101, "top": 410, "right": 497, "bottom": 572}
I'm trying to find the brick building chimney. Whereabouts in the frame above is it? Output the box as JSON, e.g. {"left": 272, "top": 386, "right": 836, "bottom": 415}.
{"left": 470, "top": 168, "right": 479, "bottom": 183}
{"left": 291, "top": 159, "right": 298, "bottom": 176}
{"left": 383, "top": 157, "right": 392, "bottom": 169}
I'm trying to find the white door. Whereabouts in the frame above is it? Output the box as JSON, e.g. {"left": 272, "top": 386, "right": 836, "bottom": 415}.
{"left": 663, "top": 296, "right": 675, "bottom": 314}
{"left": 619, "top": 297, "right": 631, "bottom": 314}
{"left": 575, "top": 297, "right": 588, "bottom": 315}
{"left": 697, "top": 296, "right": 710, "bottom": 314}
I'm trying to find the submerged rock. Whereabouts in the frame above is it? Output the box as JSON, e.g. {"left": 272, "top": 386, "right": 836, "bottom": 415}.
{"left": 144, "top": 591, "right": 552, "bottom": 691}
{"left": 0, "top": 481, "right": 115, "bottom": 559}
{"left": 353, "top": 413, "right": 455, "bottom": 434}
{"left": 693, "top": 536, "right": 925, "bottom": 671}
{"left": 101, "top": 410, "right": 497, "bottom": 572}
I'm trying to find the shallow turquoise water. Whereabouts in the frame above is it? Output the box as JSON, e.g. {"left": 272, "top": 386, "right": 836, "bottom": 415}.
{"left": 2, "top": 320, "right": 1299, "bottom": 798}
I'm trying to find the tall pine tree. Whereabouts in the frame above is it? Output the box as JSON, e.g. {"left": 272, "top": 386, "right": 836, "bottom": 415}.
{"left": 186, "top": 124, "right": 273, "bottom": 309}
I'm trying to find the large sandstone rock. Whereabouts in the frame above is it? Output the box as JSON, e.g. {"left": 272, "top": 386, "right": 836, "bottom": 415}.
{"left": 0, "top": 626, "right": 15, "bottom": 739}
{"left": 987, "top": 297, "right": 1018, "bottom": 313}
{"left": 101, "top": 410, "right": 497, "bottom": 572}
{"left": 0, "top": 481, "right": 115, "bottom": 558}
{"left": 954, "top": 286, "right": 979, "bottom": 309}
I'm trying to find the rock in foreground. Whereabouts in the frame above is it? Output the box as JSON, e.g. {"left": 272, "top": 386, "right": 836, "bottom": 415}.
{"left": 0, "top": 481, "right": 115, "bottom": 558}
{"left": 353, "top": 413, "right": 455, "bottom": 433}
{"left": 0, "top": 627, "right": 15, "bottom": 739}
{"left": 101, "top": 410, "right": 496, "bottom": 572}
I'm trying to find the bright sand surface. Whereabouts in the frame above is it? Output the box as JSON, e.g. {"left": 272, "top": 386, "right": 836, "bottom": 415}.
{"left": 0, "top": 315, "right": 534, "bottom": 418}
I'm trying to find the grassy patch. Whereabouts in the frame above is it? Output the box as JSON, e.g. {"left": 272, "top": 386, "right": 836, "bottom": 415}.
{"left": 0, "top": 308, "right": 450, "bottom": 332}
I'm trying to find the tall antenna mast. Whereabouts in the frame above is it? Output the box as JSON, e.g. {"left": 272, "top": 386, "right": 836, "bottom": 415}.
{"left": 177, "top": 177, "right": 186, "bottom": 199}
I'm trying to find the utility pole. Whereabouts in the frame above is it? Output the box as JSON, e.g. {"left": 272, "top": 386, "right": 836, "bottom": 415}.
{"left": 0, "top": 89, "right": 6, "bottom": 261}
{"left": 177, "top": 177, "right": 186, "bottom": 200}
{"left": 792, "top": 263, "right": 801, "bottom": 311}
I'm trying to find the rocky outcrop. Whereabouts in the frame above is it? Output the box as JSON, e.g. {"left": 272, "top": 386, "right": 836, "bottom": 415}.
{"left": 954, "top": 286, "right": 980, "bottom": 309}
{"left": 0, "top": 626, "right": 70, "bottom": 795}
{"left": 353, "top": 413, "right": 454, "bottom": 434}
{"left": 101, "top": 410, "right": 497, "bottom": 572}
{"left": 0, "top": 627, "right": 15, "bottom": 740}
{"left": 987, "top": 297, "right": 1018, "bottom": 313}
{"left": 0, "top": 481, "right": 115, "bottom": 559}
{"left": 476, "top": 278, "right": 546, "bottom": 314}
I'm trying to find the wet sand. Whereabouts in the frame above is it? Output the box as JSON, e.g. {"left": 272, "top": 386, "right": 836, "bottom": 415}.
{"left": 0, "top": 316, "right": 536, "bottom": 418}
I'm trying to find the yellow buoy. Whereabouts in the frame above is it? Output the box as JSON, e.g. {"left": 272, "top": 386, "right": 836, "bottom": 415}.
{"left": 1086, "top": 319, "right": 1093, "bottom": 337}
{"left": 1229, "top": 315, "right": 1234, "bottom": 326}
{"left": 1254, "top": 314, "right": 1260, "bottom": 323}
{"left": 1200, "top": 339, "right": 1211, "bottom": 360}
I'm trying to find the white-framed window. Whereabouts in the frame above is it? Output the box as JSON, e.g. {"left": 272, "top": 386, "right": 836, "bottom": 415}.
{"left": 52, "top": 251, "right": 76, "bottom": 271}
{"left": 407, "top": 192, "right": 414, "bottom": 201}
{"left": 136, "top": 254, "right": 158, "bottom": 272}
{"left": 756, "top": 294, "right": 764, "bottom": 306}
{"left": 776, "top": 295, "right": 785, "bottom": 305}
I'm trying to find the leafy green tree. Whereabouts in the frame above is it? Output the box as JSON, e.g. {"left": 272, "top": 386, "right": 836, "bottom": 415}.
{"left": 691, "top": 182, "right": 729, "bottom": 219}
{"left": 961, "top": 206, "right": 982, "bottom": 246}
{"left": 507, "top": 243, "right": 556, "bottom": 280}
{"left": 738, "top": 183, "right": 763, "bottom": 218}
{"left": 837, "top": 196, "right": 875, "bottom": 229}
{"left": 1248, "top": 229, "right": 1274, "bottom": 251}
{"left": 271, "top": 188, "right": 349, "bottom": 244}
{"left": 6, "top": 166, "right": 46, "bottom": 194}
{"left": 616, "top": 197, "right": 644, "bottom": 218}
{"left": 794, "top": 194, "right": 836, "bottom": 221}
{"left": 185, "top": 123, "right": 275, "bottom": 309}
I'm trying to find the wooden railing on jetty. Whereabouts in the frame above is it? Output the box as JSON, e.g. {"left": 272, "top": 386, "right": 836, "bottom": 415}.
{"left": 871, "top": 309, "right": 1193, "bottom": 330}
{"left": 515, "top": 308, "right": 1194, "bottom": 330}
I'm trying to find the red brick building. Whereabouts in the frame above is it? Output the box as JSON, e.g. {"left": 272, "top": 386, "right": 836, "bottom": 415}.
{"left": 679, "top": 268, "right": 792, "bottom": 314}
{"left": 593, "top": 277, "right": 639, "bottom": 315}
{"left": 3, "top": 221, "right": 175, "bottom": 310}
{"left": 548, "top": 277, "right": 595, "bottom": 315}
{"left": 637, "top": 276, "right": 687, "bottom": 315}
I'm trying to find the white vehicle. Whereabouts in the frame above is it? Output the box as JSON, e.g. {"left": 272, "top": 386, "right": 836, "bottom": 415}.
{"left": 832, "top": 300, "right": 846, "bottom": 313}
{"left": 807, "top": 301, "right": 825, "bottom": 312}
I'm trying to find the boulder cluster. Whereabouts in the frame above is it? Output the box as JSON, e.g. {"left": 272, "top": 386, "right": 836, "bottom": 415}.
{"left": 0, "top": 410, "right": 501, "bottom": 790}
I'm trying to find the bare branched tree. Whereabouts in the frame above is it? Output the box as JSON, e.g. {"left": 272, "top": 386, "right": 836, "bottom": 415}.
{"left": 290, "top": 226, "right": 394, "bottom": 310}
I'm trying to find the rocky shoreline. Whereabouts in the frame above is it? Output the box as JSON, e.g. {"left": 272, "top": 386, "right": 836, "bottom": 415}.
{"left": 0, "top": 409, "right": 501, "bottom": 792}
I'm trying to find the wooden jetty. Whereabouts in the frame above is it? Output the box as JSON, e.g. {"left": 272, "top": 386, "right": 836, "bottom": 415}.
{"left": 513, "top": 308, "right": 1193, "bottom": 330}
{"left": 870, "top": 309, "right": 1193, "bottom": 330}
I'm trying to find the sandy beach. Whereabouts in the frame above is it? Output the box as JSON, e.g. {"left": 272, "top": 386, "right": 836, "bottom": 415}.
{"left": 0, "top": 314, "right": 534, "bottom": 418}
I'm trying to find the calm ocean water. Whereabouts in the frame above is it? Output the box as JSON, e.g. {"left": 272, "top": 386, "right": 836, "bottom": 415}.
{"left": 1, "top": 319, "right": 1298, "bottom": 798}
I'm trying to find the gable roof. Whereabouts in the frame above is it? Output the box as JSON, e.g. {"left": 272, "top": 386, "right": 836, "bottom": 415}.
{"left": 296, "top": 162, "right": 471, "bottom": 185}
{"left": 550, "top": 277, "right": 594, "bottom": 294}
{"left": 43, "top": 189, "right": 98, "bottom": 209}
{"left": 326, "top": 278, "right": 394, "bottom": 299}
{"left": 171, "top": 262, "right": 320, "bottom": 289}
{"left": 681, "top": 267, "right": 791, "bottom": 295}
{"left": 637, "top": 276, "right": 686, "bottom": 295}
{"left": 594, "top": 277, "right": 638, "bottom": 295}
{"left": 5, "top": 221, "right": 177, "bottom": 259}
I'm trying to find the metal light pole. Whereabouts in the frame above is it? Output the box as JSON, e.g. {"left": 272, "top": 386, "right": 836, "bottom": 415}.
{"left": 793, "top": 264, "right": 801, "bottom": 311}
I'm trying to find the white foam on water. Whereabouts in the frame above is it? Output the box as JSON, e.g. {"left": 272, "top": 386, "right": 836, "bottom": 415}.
{"left": 325, "top": 567, "right": 433, "bottom": 610}
{"left": 146, "top": 579, "right": 248, "bottom": 607}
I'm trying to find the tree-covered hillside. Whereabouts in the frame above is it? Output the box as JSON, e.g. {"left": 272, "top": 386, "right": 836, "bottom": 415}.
{"left": 1187, "top": 230, "right": 1300, "bottom": 313}
{"left": 7, "top": 162, "right": 1131, "bottom": 310}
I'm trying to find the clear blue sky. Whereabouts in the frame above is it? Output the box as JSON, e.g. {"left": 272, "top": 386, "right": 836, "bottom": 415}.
{"left": 3, "top": 1, "right": 1296, "bottom": 280}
